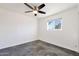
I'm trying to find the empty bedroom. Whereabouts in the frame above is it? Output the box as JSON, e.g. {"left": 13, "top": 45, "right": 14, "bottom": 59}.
{"left": 0, "top": 3, "right": 79, "bottom": 56}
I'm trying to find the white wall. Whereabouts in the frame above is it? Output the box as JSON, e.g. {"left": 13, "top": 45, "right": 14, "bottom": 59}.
{"left": 0, "top": 8, "right": 37, "bottom": 49}
{"left": 78, "top": 4, "right": 79, "bottom": 52}
{"left": 38, "top": 6, "right": 79, "bottom": 52}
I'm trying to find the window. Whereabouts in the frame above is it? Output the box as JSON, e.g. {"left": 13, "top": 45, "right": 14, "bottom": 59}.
{"left": 47, "top": 18, "right": 62, "bottom": 31}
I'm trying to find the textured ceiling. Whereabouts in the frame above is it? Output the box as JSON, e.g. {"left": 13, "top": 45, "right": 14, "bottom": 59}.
{"left": 0, "top": 3, "right": 78, "bottom": 18}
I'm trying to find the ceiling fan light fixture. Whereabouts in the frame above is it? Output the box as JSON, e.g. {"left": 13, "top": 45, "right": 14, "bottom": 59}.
{"left": 33, "top": 10, "right": 38, "bottom": 14}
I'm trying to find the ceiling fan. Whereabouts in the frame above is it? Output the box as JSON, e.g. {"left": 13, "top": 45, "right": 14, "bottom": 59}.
{"left": 24, "top": 3, "right": 46, "bottom": 16}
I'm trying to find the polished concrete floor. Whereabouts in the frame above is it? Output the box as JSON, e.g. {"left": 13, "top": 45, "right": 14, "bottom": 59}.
{"left": 0, "top": 40, "right": 79, "bottom": 56}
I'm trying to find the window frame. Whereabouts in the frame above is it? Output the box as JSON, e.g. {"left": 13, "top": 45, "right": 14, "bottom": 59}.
{"left": 47, "top": 18, "right": 63, "bottom": 31}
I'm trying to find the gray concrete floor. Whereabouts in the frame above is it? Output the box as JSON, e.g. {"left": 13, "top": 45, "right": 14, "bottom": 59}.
{"left": 0, "top": 40, "right": 79, "bottom": 56}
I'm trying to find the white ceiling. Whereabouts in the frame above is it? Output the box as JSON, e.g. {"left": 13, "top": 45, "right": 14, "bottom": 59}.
{"left": 0, "top": 3, "right": 78, "bottom": 18}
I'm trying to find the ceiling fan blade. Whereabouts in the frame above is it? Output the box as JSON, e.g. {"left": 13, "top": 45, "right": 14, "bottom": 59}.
{"left": 24, "top": 3, "right": 33, "bottom": 9}
{"left": 38, "top": 4, "right": 45, "bottom": 10}
{"left": 38, "top": 11, "right": 46, "bottom": 14}
{"left": 25, "top": 11, "right": 32, "bottom": 13}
